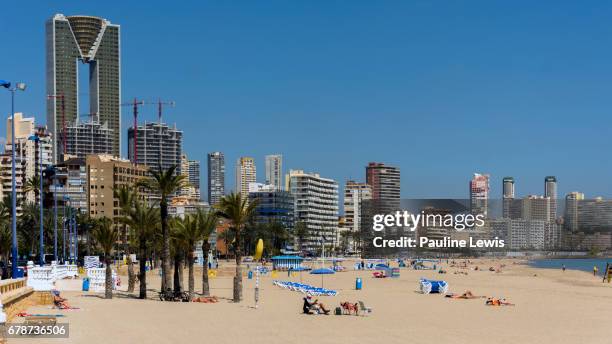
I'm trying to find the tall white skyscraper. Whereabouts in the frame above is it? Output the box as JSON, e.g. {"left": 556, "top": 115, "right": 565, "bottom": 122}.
{"left": 236, "top": 157, "right": 256, "bottom": 197}
{"left": 265, "top": 154, "right": 283, "bottom": 190}
{"left": 544, "top": 176, "right": 558, "bottom": 220}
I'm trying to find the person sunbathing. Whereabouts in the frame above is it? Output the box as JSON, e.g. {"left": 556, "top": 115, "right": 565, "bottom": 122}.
{"left": 445, "top": 290, "right": 483, "bottom": 299}
{"left": 192, "top": 296, "right": 218, "bottom": 303}
{"left": 486, "top": 297, "right": 514, "bottom": 306}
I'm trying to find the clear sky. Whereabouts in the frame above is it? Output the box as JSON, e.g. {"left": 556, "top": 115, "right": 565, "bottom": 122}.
{"left": 1, "top": 1, "right": 611, "bottom": 199}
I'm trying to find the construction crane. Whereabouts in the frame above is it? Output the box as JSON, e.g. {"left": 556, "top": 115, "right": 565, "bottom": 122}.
{"left": 121, "top": 98, "right": 146, "bottom": 164}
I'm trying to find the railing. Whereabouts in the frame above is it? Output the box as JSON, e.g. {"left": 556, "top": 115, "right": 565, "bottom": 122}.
{"left": 0, "top": 278, "right": 26, "bottom": 295}
{"left": 26, "top": 262, "right": 79, "bottom": 291}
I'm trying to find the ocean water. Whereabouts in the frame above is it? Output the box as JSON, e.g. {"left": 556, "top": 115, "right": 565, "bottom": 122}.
{"left": 529, "top": 258, "right": 612, "bottom": 274}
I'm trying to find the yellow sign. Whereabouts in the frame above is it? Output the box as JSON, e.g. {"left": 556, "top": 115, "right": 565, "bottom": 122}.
{"left": 254, "top": 239, "right": 264, "bottom": 261}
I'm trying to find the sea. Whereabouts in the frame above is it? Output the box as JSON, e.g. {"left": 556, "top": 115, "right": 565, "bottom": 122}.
{"left": 529, "top": 258, "right": 612, "bottom": 274}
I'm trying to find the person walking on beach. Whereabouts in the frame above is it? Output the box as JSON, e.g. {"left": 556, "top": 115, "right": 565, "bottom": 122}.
{"left": 562, "top": 264, "right": 566, "bottom": 272}
{"left": 593, "top": 266, "right": 598, "bottom": 276}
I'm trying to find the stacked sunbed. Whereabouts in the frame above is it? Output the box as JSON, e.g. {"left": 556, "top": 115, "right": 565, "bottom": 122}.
{"left": 272, "top": 280, "right": 338, "bottom": 296}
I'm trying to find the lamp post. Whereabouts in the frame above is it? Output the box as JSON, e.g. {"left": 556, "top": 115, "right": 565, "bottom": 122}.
{"left": 1, "top": 80, "right": 27, "bottom": 277}
{"left": 28, "top": 134, "right": 44, "bottom": 266}
{"left": 63, "top": 196, "right": 70, "bottom": 263}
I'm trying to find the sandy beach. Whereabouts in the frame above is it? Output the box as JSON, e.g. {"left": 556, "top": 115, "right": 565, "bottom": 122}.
{"left": 10, "top": 259, "right": 612, "bottom": 344}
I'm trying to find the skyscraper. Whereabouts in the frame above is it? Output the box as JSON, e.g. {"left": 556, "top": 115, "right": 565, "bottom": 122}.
{"left": 544, "top": 176, "right": 558, "bottom": 220}
{"left": 236, "top": 157, "right": 256, "bottom": 197}
{"left": 502, "top": 177, "right": 515, "bottom": 218}
{"left": 46, "top": 14, "right": 121, "bottom": 162}
{"left": 207, "top": 152, "right": 225, "bottom": 206}
{"left": 188, "top": 159, "right": 200, "bottom": 191}
{"left": 365, "top": 162, "right": 400, "bottom": 211}
{"left": 265, "top": 154, "right": 283, "bottom": 190}
{"left": 127, "top": 121, "right": 183, "bottom": 173}
{"left": 470, "top": 173, "right": 489, "bottom": 216}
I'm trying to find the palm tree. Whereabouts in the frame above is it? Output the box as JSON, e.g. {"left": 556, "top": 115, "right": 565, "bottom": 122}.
{"left": 197, "top": 210, "right": 218, "bottom": 296}
{"left": 137, "top": 165, "right": 188, "bottom": 292}
{"left": 216, "top": 193, "right": 257, "bottom": 302}
{"left": 92, "top": 218, "right": 118, "bottom": 299}
{"left": 114, "top": 185, "right": 137, "bottom": 293}
{"left": 119, "top": 200, "right": 159, "bottom": 299}
{"left": 173, "top": 215, "right": 200, "bottom": 299}
{"left": 23, "top": 175, "right": 40, "bottom": 203}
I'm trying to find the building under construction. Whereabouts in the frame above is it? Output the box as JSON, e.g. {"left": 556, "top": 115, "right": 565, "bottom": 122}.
{"left": 127, "top": 121, "right": 183, "bottom": 174}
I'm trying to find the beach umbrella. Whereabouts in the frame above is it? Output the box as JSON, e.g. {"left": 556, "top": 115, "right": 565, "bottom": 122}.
{"left": 310, "top": 268, "right": 335, "bottom": 288}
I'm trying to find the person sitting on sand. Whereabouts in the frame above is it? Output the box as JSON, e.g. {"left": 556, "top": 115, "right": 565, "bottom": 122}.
{"left": 52, "top": 290, "right": 72, "bottom": 309}
{"left": 303, "top": 296, "right": 330, "bottom": 315}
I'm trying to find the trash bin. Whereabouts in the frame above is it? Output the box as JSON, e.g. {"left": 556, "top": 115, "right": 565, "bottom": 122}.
{"left": 356, "top": 277, "right": 362, "bottom": 290}
{"left": 82, "top": 277, "right": 90, "bottom": 291}
{"left": 248, "top": 270, "right": 253, "bottom": 279}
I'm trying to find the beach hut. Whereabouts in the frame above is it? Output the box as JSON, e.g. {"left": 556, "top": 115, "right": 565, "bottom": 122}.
{"left": 271, "top": 255, "right": 305, "bottom": 271}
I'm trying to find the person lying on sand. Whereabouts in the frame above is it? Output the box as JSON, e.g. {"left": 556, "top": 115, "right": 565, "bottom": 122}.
{"left": 445, "top": 290, "right": 485, "bottom": 299}
{"left": 192, "top": 296, "right": 218, "bottom": 303}
{"left": 486, "top": 297, "right": 514, "bottom": 306}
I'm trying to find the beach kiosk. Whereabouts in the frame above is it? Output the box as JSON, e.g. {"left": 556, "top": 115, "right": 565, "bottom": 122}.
{"left": 271, "top": 255, "right": 305, "bottom": 271}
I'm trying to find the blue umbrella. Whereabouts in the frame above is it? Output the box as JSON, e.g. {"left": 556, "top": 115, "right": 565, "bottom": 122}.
{"left": 310, "top": 268, "right": 335, "bottom": 274}
{"left": 310, "top": 268, "right": 335, "bottom": 288}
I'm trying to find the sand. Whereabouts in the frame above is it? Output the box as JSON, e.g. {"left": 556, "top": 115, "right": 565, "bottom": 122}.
{"left": 10, "top": 258, "right": 612, "bottom": 344}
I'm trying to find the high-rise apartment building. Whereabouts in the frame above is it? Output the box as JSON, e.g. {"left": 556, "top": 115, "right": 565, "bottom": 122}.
{"left": 127, "top": 121, "right": 183, "bottom": 173}
{"left": 235, "top": 157, "right": 256, "bottom": 197}
{"left": 248, "top": 185, "right": 294, "bottom": 230}
{"left": 207, "top": 152, "right": 225, "bottom": 206}
{"left": 189, "top": 159, "right": 200, "bottom": 200}
{"left": 565, "top": 191, "right": 585, "bottom": 232}
{"left": 343, "top": 181, "right": 372, "bottom": 252}
{"left": 469, "top": 173, "right": 490, "bottom": 216}
{"left": 544, "top": 176, "right": 558, "bottom": 221}
{"left": 46, "top": 14, "right": 121, "bottom": 162}
{"left": 61, "top": 120, "right": 115, "bottom": 160}
{"left": 265, "top": 154, "right": 283, "bottom": 190}
{"left": 502, "top": 177, "right": 515, "bottom": 218}
{"left": 86, "top": 154, "right": 148, "bottom": 221}
{"left": 365, "top": 162, "right": 400, "bottom": 212}
{"left": 1, "top": 114, "right": 53, "bottom": 206}
{"left": 286, "top": 169, "right": 339, "bottom": 252}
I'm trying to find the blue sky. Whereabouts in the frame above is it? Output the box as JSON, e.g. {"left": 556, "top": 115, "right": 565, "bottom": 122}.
{"left": 1, "top": 1, "right": 611, "bottom": 199}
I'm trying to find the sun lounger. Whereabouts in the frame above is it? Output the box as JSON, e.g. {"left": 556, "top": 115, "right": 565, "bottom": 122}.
{"left": 419, "top": 278, "right": 449, "bottom": 294}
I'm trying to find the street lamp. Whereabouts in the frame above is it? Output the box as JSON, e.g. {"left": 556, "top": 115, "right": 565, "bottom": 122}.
{"left": 1, "top": 80, "right": 27, "bottom": 277}
{"left": 28, "top": 135, "right": 44, "bottom": 266}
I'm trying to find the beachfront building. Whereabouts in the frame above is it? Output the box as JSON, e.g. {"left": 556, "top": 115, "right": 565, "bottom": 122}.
{"left": 207, "top": 152, "right": 225, "bottom": 206}
{"left": 366, "top": 162, "right": 400, "bottom": 212}
{"left": 46, "top": 157, "right": 88, "bottom": 214}
{"left": 248, "top": 184, "right": 295, "bottom": 234}
{"left": 46, "top": 14, "right": 121, "bottom": 162}
{"left": 127, "top": 121, "right": 183, "bottom": 174}
{"left": 86, "top": 154, "right": 149, "bottom": 222}
{"left": 470, "top": 173, "right": 490, "bottom": 216}
{"left": 235, "top": 157, "right": 256, "bottom": 197}
{"left": 343, "top": 181, "right": 372, "bottom": 252}
{"left": 265, "top": 154, "right": 283, "bottom": 190}
{"left": 286, "top": 169, "right": 339, "bottom": 253}
{"left": 179, "top": 153, "right": 201, "bottom": 201}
